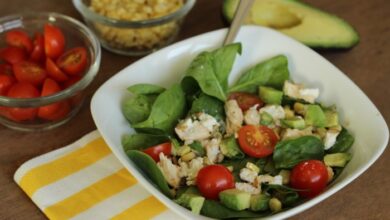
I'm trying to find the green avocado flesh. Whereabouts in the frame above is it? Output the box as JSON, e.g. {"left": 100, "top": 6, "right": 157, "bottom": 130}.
{"left": 223, "top": 0, "right": 359, "bottom": 48}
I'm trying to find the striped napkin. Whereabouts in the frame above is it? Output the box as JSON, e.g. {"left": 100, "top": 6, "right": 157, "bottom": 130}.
{"left": 14, "top": 130, "right": 183, "bottom": 220}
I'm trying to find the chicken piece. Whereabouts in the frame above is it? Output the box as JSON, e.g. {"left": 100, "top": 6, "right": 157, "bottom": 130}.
{"left": 299, "top": 88, "right": 319, "bottom": 104}
{"left": 239, "top": 168, "right": 258, "bottom": 183}
{"left": 203, "top": 138, "right": 221, "bottom": 164}
{"left": 178, "top": 157, "right": 204, "bottom": 186}
{"left": 198, "top": 112, "right": 219, "bottom": 132}
{"left": 283, "top": 80, "right": 302, "bottom": 99}
{"left": 157, "top": 153, "right": 181, "bottom": 188}
{"left": 244, "top": 105, "right": 260, "bottom": 125}
{"left": 283, "top": 80, "right": 319, "bottom": 104}
{"left": 255, "top": 174, "right": 283, "bottom": 186}
{"left": 259, "top": 105, "right": 285, "bottom": 126}
{"left": 175, "top": 117, "right": 211, "bottom": 143}
{"left": 235, "top": 182, "right": 260, "bottom": 194}
{"left": 225, "top": 99, "right": 244, "bottom": 135}
{"left": 323, "top": 130, "right": 340, "bottom": 150}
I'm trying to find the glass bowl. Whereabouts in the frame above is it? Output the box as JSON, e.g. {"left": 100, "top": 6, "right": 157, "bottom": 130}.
{"left": 0, "top": 12, "right": 101, "bottom": 131}
{"left": 73, "top": 0, "right": 195, "bottom": 56}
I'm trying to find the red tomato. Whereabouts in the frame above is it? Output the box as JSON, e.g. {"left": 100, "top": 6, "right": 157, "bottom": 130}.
{"left": 196, "top": 165, "right": 235, "bottom": 200}
{"left": 30, "top": 33, "right": 45, "bottom": 62}
{"left": 0, "top": 63, "right": 13, "bottom": 75}
{"left": 37, "top": 78, "right": 63, "bottom": 120}
{"left": 0, "top": 47, "right": 27, "bottom": 64}
{"left": 142, "top": 142, "right": 172, "bottom": 162}
{"left": 39, "top": 100, "right": 70, "bottom": 121}
{"left": 13, "top": 61, "right": 47, "bottom": 86}
{"left": 290, "top": 160, "right": 328, "bottom": 198}
{"left": 0, "top": 74, "right": 15, "bottom": 95}
{"left": 238, "top": 125, "right": 279, "bottom": 158}
{"left": 5, "top": 30, "right": 33, "bottom": 53}
{"left": 46, "top": 58, "right": 69, "bottom": 82}
{"left": 6, "top": 82, "right": 39, "bottom": 121}
{"left": 57, "top": 47, "right": 88, "bottom": 75}
{"left": 44, "top": 24, "right": 65, "bottom": 59}
{"left": 228, "top": 92, "right": 264, "bottom": 111}
{"left": 62, "top": 75, "right": 82, "bottom": 88}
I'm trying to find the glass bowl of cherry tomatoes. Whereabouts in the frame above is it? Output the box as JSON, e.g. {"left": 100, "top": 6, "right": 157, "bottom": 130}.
{"left": 0, "top": 12, "right": 101, "bottom": 131}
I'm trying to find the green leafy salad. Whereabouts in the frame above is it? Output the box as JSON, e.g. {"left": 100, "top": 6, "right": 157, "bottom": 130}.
{"left": 121, "top": 43, "right": 354, "bottom": 218}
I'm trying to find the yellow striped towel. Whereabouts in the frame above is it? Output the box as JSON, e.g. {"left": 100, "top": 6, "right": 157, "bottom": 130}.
{"left": 14, "top": 130, "right": 183, "bottom": 220}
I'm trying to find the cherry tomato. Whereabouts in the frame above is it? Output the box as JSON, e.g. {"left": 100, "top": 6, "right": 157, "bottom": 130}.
{"left": 142, "top": 142, "right": 172, "bottom": 162}
{"left": 290, "top": 160, "right": 328, "bottom": 198}
{"left": 44, "top": 24, "right": 65, "bottom": 59}
{"left": 30, "top": 33, "right": 45, "bottom": 62}
{"left": 62, "top": 75, "right": 81, "bottom": 88}
{"left": 5, "top": 29, "right": 33, "bottom": 53}
{"left": 228, "top": 92, "right": 264, "bottom": 111}
{"left": 57, "top": 47, "right": 88, "bottom": 75}
{"left": 0, "top": 47, "right": 27, "bottom": 64}
{"left": 6, "top": 82, "right": 39, "bottom": 121}
{"left": 46, "top": 58, "right": 68, "bottom": 82}
{"left": 0, "top": 63, "right": 13, "bottom": 75}
{"left": 196, "top": 165, "right": 235, "bottom": 200}
{"left": 0, "top": 74, "right": 15, "bottom": 95}
{"left": 37, "top": 78, "right": 63, "bottom": 120}
{"left": 13, "top": 61, "right": 47, "bottom": 86}
{"left": 238, "top": 125, "right": 279, "bottom": 158}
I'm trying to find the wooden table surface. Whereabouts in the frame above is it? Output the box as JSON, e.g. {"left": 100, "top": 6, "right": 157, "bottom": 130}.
{"left": 1, "top": 0, "right": 389, "bottom": 219}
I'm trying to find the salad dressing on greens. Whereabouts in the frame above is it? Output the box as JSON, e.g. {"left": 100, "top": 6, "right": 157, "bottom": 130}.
{"left": 121, "top": 43, "right": 354, "bottom": 218}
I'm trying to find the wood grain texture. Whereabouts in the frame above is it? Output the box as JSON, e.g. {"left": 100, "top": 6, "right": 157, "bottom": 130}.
{"left": 0, "top": 0, "right": 389, "bottom": 219}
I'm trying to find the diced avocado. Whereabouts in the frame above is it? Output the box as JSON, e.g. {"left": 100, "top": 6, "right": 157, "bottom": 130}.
{"left": 175, "top": 187, "right": 205, "bottom": 214}
{"left": 260, "top": 112, "right": 273, "bottom": 125}
{"left": 250, "top": 194, "right": 270, "bottom": 212}
{"left": 324, "top": 153, "right": 351, "bottom": 167}
{"left": 281, "top": 117, "right": 305, "bottom": 129}
{"left": 259, "top": 86, "right": 283, "bottom": 105}
{"left": 223, "top": 0, "right": 359, "bottom": 48}
{"left": 219, "top": 189, "right": 251, "bottom": 211}
{"left": 220, "top": 136, "right": 244, "bottom": 159}
{"left": 324, "top": 110, "right": 339, "bottom": 128}
{"left": 305, "top": 105, "right": 326, "bottom": 127}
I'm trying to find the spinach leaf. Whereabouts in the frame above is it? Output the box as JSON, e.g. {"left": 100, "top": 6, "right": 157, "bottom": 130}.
{"left": 182, "top": 43, "right": 241, "bottom": 101}
{"left": 201, "top": 200, "right": 269, "bottom": 219}
{"left": 133, "top": 84, "right": 186, "bottom": 135}
{"left": 229, "top": 55, "right": 290, "bottom": 93}
{"left": 262, "top": 158, "right": 279, "bottom": 176}
{"left": 126, "top": 150, "right": 172, "bottom": 198}
{"left": 122, "top": 94, "right": 157, "bottom": 124}
{"left": 327, "top": 128, "right": 355, "bottom": 153}
{"left": 122, "top": 133, "right": 170, "bottom": 152}
{"left": 273, "top": 136, "right": 324, "bottom": 169}
{"left": 127, "top": 83, "right": 166, "bottom": 95}
{"left": 188, "top": 141, "right": 205, "bottom": 156}
{"left": 262, "top": 184, "right": 301, "bottom": 207}
{"left": 189, "top": 93, "right": 225, "bottom": 120}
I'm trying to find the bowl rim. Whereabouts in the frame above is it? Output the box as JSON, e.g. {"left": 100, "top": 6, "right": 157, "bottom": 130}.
{"left": 0, "top": 12, "right": 101, "bottom": 107}
{"left": 72, "top": 0, "right": 196, "bottom": 28}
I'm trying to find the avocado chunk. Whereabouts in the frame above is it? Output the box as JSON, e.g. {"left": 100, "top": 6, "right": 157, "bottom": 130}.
{"left": 220, "top": 136, "right": 245, "bottom": 159}
{"left": 259, "top": 86, "right": 283, "bottom": 105}
{"left": 175, "top": 187, "right": 205, "bottom": 214}
{"left": 324, "top": 153, "right": 351, "bottom": 167}
{"left": 260, "top": 111, "right": 274, "bottom": 126}
{"left": 281, "top": 117, "right": 306, "bottom": 129}
{"left": 324, "top": 110, "right": 339, "bottom": 128}
{"left": 223, "top": 0, "right": 359, "bottom": 48}
{"left": 250, "top": 194, "right": 271, "bottom": 212}
{"left": 219, "top": 189, "right": 251, "bottom": 211}
{"left": 305, "top": 105, "right": 326, "bottom": 127}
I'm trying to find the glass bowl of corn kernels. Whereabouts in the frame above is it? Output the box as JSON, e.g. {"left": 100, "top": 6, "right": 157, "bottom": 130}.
{"left": 73, "top": 0, "right": 195, "bottom": 56}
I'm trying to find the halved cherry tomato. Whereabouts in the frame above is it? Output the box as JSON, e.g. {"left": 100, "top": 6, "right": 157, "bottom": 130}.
{"left": 62, "top": 75, "right": 82, "bottom": 88}
{"left": 0, "top": 47, "right": 27, "bottom": 64}
{"left": 0, "top": 74, "right": 15, "bottom": 95}
{"left": 196, "top": 165, "right": 235, "bottom": 200}
{"left": 57, "top": 47, "right": 88, "bottom": 75}
{"left": 0, "top": 63, "right": 13, "bottom": 75}
{"left": 37, "top": 78, "right": 63, "bottom": 120}
{"left": 142, "top": 142, "right": 172, "bottom": 162}
{"left": 290, "top": 160, "right": 328, "bottom": 198}
{"left": 30, "top": 33, "right": 45, "bottom": 62}
{"left": 5, "top": 29, "right": 33, "bottom": 53}
{"left": 46, "top": 58, "right": 68, "bottom": 82}
{"left": 44, "top": 24, "right": 65, "bottom": 59}
{"left": 41, "top": 100, "right": 70, "bottom": 121}
{"left": 13, "top": 61, "right": 47, "bottom": 86}
{"left": 238, "top": 125, "right": 279, "bottom": 158}
{"left": 228, "top": 92, "right": 264, "bottom": 111}
{"left": 6, "top": 82, "right": 39, "bottom": 121}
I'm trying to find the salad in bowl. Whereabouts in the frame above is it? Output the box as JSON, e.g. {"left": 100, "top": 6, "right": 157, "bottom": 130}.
{"left": 120, "top": 43, "right": 354, "bottom": 218}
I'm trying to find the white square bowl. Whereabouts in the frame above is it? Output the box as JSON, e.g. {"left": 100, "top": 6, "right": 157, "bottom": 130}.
{"left": 91, "top": 26, "right": 389, "bottom": 219}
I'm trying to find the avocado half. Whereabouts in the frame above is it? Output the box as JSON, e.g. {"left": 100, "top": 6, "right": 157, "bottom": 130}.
{"left": 223, "top": 0, "right": 359, "bottom": 48}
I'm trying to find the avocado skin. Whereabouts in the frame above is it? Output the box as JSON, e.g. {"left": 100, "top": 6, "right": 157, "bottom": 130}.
{"left": 219, "top": 189, "right": 251, "bottom": 211}
{"left": 222, "top": 0, "right": 359, "bottom": 48}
